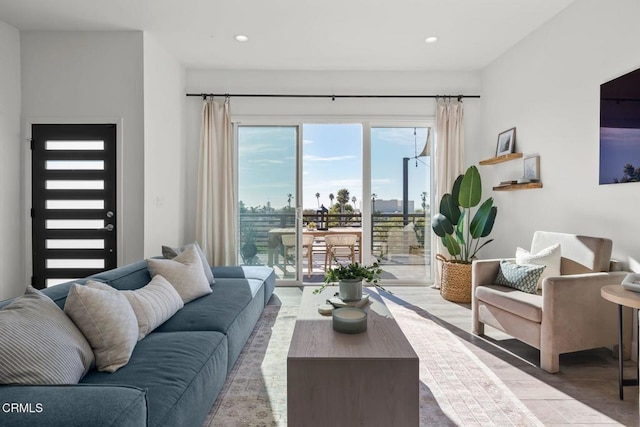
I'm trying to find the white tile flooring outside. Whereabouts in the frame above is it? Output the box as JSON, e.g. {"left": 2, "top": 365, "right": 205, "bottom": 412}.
{"left": 271, "top": 286, "right": 639, "bottom": 426}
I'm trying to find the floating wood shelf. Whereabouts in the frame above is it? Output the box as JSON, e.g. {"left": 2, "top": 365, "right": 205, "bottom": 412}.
{"left": 492, "top": 182, "right": 543, "bottom": 191}
{"left": 479, "top": 153, "right": 523, "bottom": 165}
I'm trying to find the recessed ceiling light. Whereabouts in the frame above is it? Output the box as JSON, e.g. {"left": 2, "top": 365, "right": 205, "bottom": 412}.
{"left": 425, "top": 36, "right": 439, "bottom": 44}
{"left": 235, "top": 34, "right": 249, "bottom": 42}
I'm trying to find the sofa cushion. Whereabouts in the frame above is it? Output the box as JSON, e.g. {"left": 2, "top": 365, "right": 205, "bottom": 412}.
{"left": 162, "top": 241, "right": 215, "bottom": 285}
{"left": 516, "top": 243, "right": 561, "bottom": 290}
{"left": 475, "top": 285, "right": 543, "bottom": 323}
{"left": 213, "top": 266, "right": 276, "bottom": 305}
{"left": 80, "top": 331, "right": 228, "bottom": 427}
{"left": 147, "top": 245, "right": 212, "bottom": 303}
{"left": 154, "top": 278, "right": 255, "bottom": 334}
{"left": 87, "top": 276, "right": 184, "bottom": 340}
{"left": 0, "top": 286, "right": 94, "bottom": 385}
{"left": 64, "top": 284, "right": 139, "bottom": 372}
{"left": 495, "top": 260, "right": 546, "bottom": 294}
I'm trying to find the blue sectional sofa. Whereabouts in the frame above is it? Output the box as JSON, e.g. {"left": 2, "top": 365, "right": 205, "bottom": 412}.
{"left": 0, "top": 260, "right": 276, "bottom": 427}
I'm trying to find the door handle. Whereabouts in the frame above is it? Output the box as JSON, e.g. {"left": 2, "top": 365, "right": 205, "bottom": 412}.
{"left": 101, "top": 224, "right": 114, "bottom": 232}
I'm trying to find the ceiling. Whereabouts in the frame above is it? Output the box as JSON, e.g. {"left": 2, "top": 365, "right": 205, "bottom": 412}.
{"left": 0, "top": 0, "right": 575, "bottom": 71}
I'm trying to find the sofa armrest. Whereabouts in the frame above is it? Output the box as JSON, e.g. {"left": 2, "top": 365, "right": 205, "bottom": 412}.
{"left": 541, "top": 271, "right": 631, "bottom": 353}
{"left": 0, "top": 384, "right": 147, "bottom": 427}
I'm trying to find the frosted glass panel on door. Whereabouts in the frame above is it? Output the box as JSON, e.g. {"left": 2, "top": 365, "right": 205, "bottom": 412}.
{"left": 46, "top": 219, "right": 104, "bottom": 229}
{"left": 46, "top": 140, "right": 104, "bottom": 150}
{"left": 47, "top": 239, "right": 105, "bottom": 249}
{"left": 46, "top": 200, "right": 105, "bottom": 210}
{"left": 46, "top": 180, "right": 105, "bottom": 190}
{"left": 47, "top": 279, "right": 77, "bottom": 287}
{"left": 47, "top": 259, "right": 105, "bottom": 269}
{"left": 46, "top": 160, "right": 104, "bottom": 170}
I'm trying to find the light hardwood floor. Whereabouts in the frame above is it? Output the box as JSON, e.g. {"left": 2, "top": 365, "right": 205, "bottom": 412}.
{"left": 270, "top": 286, "right": 639, "bottom": 426}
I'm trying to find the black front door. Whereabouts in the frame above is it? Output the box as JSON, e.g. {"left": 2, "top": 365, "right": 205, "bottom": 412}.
{"left": 31, "top": 124, "right": 117, "bottom": 289}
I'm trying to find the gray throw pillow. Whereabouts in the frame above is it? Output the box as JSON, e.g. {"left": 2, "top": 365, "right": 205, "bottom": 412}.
{"left": 494, "top": 260, "right": 546, "bottom": 294}
{"left": 64, "top": 284, "right": 139, "bottom": 373}
{"left": 0, "top": 286, "right": 94, "bottom": 384}
{"left": 148, "top": 244, "right": 212, "bottom": 303}
{"left": 87, "top": 276, "right": 184, "bottom": 340}
{"left": 162, "top": 241, "right": 215, "bottom": 285}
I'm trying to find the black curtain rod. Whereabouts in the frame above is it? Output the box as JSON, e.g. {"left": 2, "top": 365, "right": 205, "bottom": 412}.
{"left": 186, "top": 93, "right": 480, "bottom": 100}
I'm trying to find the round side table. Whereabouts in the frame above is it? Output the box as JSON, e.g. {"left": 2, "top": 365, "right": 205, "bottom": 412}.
{"left": 601, "top": 284, "right": 640, "bottom": 400}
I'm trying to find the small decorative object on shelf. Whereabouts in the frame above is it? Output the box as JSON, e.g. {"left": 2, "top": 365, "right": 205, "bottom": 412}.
{"left": 332, "top": 307, "right": 367, "bottom": 334}
{"left": 307, "top": 221, "right": 316, "bottom": 231}
{"left": 495, "top": 127, "right": 516, "bottom": 156}
{"left": 523, "top": 155, "right": 540, "bottom": 181}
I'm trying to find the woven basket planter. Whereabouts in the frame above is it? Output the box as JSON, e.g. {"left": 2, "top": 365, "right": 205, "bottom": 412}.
{"left": 436, "top": 254, "right": 472, "bottom": 303}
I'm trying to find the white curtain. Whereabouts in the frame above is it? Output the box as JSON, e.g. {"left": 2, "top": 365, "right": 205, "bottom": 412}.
{"left": 196, "top": 97, "right": 237, "bottom": 265}
{"left": 433, "top": 98, "right": 464, "bottom": 287}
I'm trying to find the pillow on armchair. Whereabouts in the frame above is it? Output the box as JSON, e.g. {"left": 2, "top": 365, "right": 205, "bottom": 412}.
{"left": 516, "top": 243, "right": 561, "bottom": 289}
{"left": 494, "top": 260, "right": 546, "bottom": 294}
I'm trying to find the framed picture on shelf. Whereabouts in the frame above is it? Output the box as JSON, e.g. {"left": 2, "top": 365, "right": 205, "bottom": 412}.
{"left": 496, "top": 127, "right": 516, "bottom": 156}
{"left": 523, "top": 155, "right": 540, "bottom": 181}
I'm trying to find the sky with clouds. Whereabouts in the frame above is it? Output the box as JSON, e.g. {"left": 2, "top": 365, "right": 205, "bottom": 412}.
{"left": 238, "top": 124, "right": 430, "bottom": 211}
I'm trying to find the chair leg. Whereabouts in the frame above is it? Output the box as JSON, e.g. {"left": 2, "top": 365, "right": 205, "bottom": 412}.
{"left": 540, "top": 348, "right": 560, "bottom": 373}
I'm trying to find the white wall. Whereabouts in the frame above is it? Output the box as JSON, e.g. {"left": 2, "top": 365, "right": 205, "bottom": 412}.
{"left": 475, "top": 0, "right": 640, "bottom": 270}
{"left": 21, "top": 31, "right": 145, "bottom": 278}
{"left": 142, "top": 34, "right": 186, "bottom": 256}
{"left": 0, "top": 21, "right": 22, "bottom": 300}
{"left": 183, "top": 69, "right": 482, "bottom": 243}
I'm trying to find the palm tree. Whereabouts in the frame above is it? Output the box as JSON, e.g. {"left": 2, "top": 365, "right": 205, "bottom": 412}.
{"left": 287, "top": 193, "right": 293, "bottom": 210}
{"left": 329, "top": 193, "right": 335, "bottom": 207}
{"left": 315, "top": 192, "right": 320, "bottom": 208}
{"left": 336, "top": 189, "right": 350, "bottom": 226}
{"left": 351, "top": 196, "right": 357, "bottom": 209}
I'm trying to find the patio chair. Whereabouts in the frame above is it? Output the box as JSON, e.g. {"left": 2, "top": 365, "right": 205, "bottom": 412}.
{"left": 324, "top": 234, "right": 357, "bottom": 270}
{"left": 281, "top": 234, "right": 315, "bottom": 277}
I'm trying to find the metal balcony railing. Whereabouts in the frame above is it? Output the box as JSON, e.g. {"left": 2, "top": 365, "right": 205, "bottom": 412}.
{"left": 239, "top": 212, "right": 430, "bottom": 264}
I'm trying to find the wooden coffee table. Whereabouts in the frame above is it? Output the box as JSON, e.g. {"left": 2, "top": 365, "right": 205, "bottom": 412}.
{"left": 287, "top": 286, "right": 419, "bottom": 427}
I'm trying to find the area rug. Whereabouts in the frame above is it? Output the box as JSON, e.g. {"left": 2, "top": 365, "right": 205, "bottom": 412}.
{"left": 204, "top": 301, "right": 543, "bottom": 426}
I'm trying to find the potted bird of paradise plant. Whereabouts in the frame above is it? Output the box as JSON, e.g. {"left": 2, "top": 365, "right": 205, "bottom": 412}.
{"left": 431, "top": 165, "right": 497, "bottom": 302}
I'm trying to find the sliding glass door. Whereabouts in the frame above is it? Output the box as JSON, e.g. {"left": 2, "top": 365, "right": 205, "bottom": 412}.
{"left": 236, "top": 120, "right": 433, "bottom": 285}
{"left": 370, "top": 126, "right": 431, "bottom": 283}
{"left": 237, "top": 126, "right": 301, "bottom": 281}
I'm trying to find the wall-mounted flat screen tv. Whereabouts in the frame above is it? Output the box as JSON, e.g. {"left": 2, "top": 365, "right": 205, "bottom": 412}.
{"left": 600, "top": 67, "right": 640, "bottom": 184}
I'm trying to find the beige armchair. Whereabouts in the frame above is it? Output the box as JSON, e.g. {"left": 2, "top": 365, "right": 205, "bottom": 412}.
{"left": 472, "top": 231, "right": 631, "bottom": 373}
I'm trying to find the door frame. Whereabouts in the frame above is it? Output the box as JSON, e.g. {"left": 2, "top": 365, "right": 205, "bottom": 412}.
{"left": 234, "top": 115, "right": 434, "bottom": 286}
{"left": 23, "top": 117, "right": 125, "bottom": 285}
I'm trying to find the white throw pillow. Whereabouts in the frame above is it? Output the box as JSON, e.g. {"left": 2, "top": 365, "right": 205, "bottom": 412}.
{"left": 0, "top": 287, "right": 94, "bottom": 384}
{"left": 146, "top": 244, "right": 212, "bottom": 303}
{"left": 87, "top": 276, "right": 184, "bottom": 341}
{"left": 516, "top": 243, "right": 561, "bottom": 290}
{"left": 64, "top": 284, "right": 139, "bottom": 373}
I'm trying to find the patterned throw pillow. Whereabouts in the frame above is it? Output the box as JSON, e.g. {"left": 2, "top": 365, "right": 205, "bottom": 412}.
{"left": 516, "top": 243, "right": 561, "bottom": 290}
{"left": 0, "top": 287, "right": 94, "bottom": 384}
{"left": 494, "top": 260, "right": 546, "bottom": 294}
{"left": 162, "top": 241, "right": 215, "bottom": 285}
